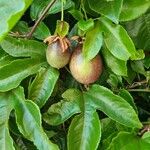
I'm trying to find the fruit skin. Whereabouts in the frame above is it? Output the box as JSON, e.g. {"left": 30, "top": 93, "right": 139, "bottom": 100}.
{"left": 69, "top": 45, "right": 103, "bottom": 84}
{"left": 46, "top": 41, "right": 71, "bottom": 69}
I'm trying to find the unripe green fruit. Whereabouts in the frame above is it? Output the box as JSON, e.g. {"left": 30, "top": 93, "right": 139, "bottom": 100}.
{"left": 46, "top": 41, "right": 71, "bottom": 69}
{"left": 69, "top": 45, "right": 103, "bottom": 84}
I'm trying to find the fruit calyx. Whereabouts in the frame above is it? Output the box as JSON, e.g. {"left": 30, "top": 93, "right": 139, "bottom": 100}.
{"left": 44, "top": 35, "right": 70, "bottom": 53}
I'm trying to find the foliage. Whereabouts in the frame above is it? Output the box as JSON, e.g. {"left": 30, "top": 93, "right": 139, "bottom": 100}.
{"left": 0, "top": 0, "right": 150, "bottom": 149}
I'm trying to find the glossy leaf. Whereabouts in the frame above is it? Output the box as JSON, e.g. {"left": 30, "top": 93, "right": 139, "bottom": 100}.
{"left": 33, "top": 22, "right": 51, "bottom": 40}
{"left": 100, "top": 17, "right": 145, "bottom": 61}
{"left": 119, "top": 89, "right": 138, "bottom": 113}
{"left": 11, "top": 87, "right": 59, "bottom": 150}
{"left": 0, "top": 92, "right": 15, "bottom": 150}
{"left": 78, "top": 19, "right": 94, "bottom": 32}
{"left": 69, "top": 9, "right": 83, "bottom": 21}
{"left": 88, "top": 0, "right": 123, "bottom": 23}
{"left": 68, "top": 111, "right": 101, "bottom": 150}
{"left": 120, "top": 0, "right": 150, "bottom": 21}
{"left": 83, "top": 21, "right": 103, "bottom": 61}
{"left": 107, "top": 132, "right": 150, "bottom": 150}
{"left": 0, "top": 36, "right": 46, "bottom": 58}
{"left": 84, "top": 84, "right": 142, "bottom": 128}
{"left": 43, "top": 89, "right": 82, "bottom": 125}
{"left": 102, "top": 47, "right": 127, "bottom": 76}
{"left": 0, "top": 58, "right": 44, "bottom": 92}
{"left": 0, "top": 0, "right": 32, "bottom": 41}
{"left": 30, "top": 0, "right": 74, "bottom": 20}
{"left": 28, "top": 66, "right": 59, "bottom": 108}
{"left": 0, "top": 49, "right": 15, "bottom": 68}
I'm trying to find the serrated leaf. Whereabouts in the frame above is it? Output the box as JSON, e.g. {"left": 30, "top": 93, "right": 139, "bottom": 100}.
{"left": 0, "top": 92, "right": 15, "bottom": 150}
{"left": 11, "top": 87, "right": 59, "bottom": 150}
{"left": 0, "top": 58, "right": 44, "bottom": 92}
{"left": 33, "top": 22, "right": 51, "bottom": 40}
{"left": 83, "top": 21, "right": 103, "bottom": 61}
{"left": 102, "top": 47, "right": 127, "bottom": 76}
{"left": 0, "top": 0, "right": 32, "bottom": 41}
{"left": 120, "top": 0, "right": 150, "bottom": 21}
{"left": 30, "top": 0, "right": 74, "bottom": 20}
{"left": 28, "top": 66, "right": 59, "bottom": 108}
{"left": 100, "top": 17, "right": 145, "bottom": 61}
{"left": 68, "top": 111, "right": 101, "bottom": 150}
{"left": 84, "top": 84, "right": 142, "bottom": 128}
{"left": 107, "top": 132, "right": 150, "bottom": 150}
{"left": 88, "top": 0, "right": 123, "bottom": 23}
{"left": 0, "top": 36, "right": 46, "bottom": 59}
{"left": 43, "top": 89, "right": 82, "bottom": 125}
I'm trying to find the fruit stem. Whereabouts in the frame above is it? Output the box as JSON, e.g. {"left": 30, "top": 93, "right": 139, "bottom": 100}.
{"left": 61, "top": 0, "right": 64, "bottom": 21}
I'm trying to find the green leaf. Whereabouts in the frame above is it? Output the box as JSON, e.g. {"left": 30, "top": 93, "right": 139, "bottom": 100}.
{"left": 101, "top": 118, "right": 118, "bottom": 141}
{"left": 55, "top": 21, "right": 69, "bottom": 37}
{"left": 0, "top": 58, "right": 44, "bottom": 92}
{"left": 43, "top": 89, "right": 82, "bottom": 125}
{"left": 28, "top": 66, "right": 59, "bottom": 108}
{"left": 0, "top": 36, "right": 46, "bottom": 59}
{"left": 0, "top": 92, "right": 15, "bottom": 150}
{"left": 107, "top": 132, "right": 150, "bottom": 150}
{"left": 142, "top": 131, "right": 150, "bottom": 144}
{"left": 131, "top": 60, "right": 146, "bottom": 76}
{"left": 120, "top": 0, "right": 150, "bottom": 21}
{"left": 0, "top": 0, "right": 32, "bottom": 41}
{"left": 102, "top": 47, "right": 127, "bottom": 76}
{"left": 84, "top": 84, "right": 142, "bottom": 128}
{"left": 107, "top": 74, "right": 122, "bottom": 88}
{"left": 100, "top": 17, "right": 145, "bottom": 61}
{"left": 12, "top": 21, "right": 29, "bottom": 34}
{"left": 125, "top": 11, "right": 150, "bottom": 51}
{"left": 0, "top": 124, "right": 15, "bottom": 150}
{"left": 119, "top": 89, "right": 138, "bottom": 113}
{"left": 0, "top": 49, "right": 16, "bottom": 69}
{"left": 68, "top": 111, "right": 101, "bottom": 150}
{"left": 30, "top": 0, "right": 74, "bottom": 20}
{"left": 33, "top": 22, "right": 51, "bottom": 40}
{"left": 69, "top": 9, "right": 83, "bottom": 21}
{"left": 11, "top": 87, "right": 59, "bottom": 150}
{"left": 144, "top": 56, "right": 150, "bottom": 69}
{"left": 78, "top": 19, "right": 94, "bottom": 32}
{"left": 88, "top": 0, "right": 123, "bottom": 23}
{"left": 83, "top": 21, "right": 103, "bottom": 61}
{"left": 136, "top": 12, "right": 150, "bottom": 51}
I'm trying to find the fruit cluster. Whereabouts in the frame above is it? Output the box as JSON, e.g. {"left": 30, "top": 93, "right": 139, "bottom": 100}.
{"left": 44, "top": 35, "right": 103, "bottom": 85}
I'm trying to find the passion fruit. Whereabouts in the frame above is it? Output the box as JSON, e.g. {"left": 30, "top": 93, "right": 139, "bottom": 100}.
{"left": 69, "top": 45, "right": 103, "bottom": 84}
{"left": 46, "top": 41, "right": 71, "bottom": 69}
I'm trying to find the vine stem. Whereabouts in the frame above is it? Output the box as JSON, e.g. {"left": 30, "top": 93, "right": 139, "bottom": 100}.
{"left": 9, "top": 0, "right": 57, "bottom": 38}
{"left": 127, "top": 89, "right": 150, "bottom": 93}
{"left": 27, "top": 0, "right": 57, "bottom": 38}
